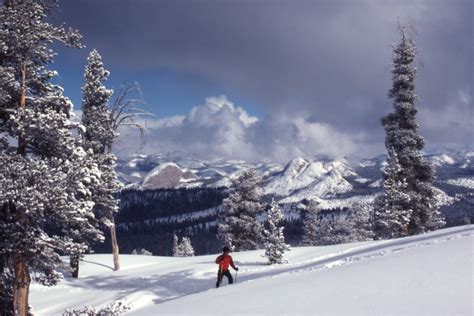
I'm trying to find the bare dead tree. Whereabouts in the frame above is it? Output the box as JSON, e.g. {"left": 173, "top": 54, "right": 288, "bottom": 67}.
{"left": 108, "top": 82, "right": 152, "bottom": 271}
{"left": 111, "top": 82, "right": 152, "bottom": 152}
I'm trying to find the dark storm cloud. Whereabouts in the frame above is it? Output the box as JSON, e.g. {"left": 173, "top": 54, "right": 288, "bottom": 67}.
{"left": 58, "top": 0, "right": 473, "bottom": 158}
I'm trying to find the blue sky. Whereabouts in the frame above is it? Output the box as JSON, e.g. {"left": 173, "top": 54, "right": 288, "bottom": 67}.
{"left": 52, "top": 46, "right": 265, "bottom": 119}
{"left": 51, "top": 0, "right": 473, "bottom": 161}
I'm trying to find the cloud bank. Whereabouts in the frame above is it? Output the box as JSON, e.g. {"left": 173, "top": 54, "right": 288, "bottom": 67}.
{"left": 59, "top": 0, "right": 472, "bottom": 158}
{"left": 115, "top": 96, "right": 376, "bottom": 162}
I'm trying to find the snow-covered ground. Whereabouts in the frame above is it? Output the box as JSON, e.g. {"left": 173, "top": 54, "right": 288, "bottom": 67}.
{"left": 30, "top": 225, "right": 474, "bottom": 315}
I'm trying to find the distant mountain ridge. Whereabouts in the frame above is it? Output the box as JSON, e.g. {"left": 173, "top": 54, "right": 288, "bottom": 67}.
{"left": 116, "top": 151, "right": 473, "bottom": 208}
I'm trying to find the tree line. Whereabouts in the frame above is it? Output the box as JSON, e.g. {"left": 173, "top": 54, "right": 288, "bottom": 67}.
{"left": 0, "top": 1, "right": 147, "bottom": 314}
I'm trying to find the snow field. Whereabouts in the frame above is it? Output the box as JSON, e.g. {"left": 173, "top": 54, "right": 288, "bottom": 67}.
{"left": 30, "top": 225, "right": 474, "bottom": 315}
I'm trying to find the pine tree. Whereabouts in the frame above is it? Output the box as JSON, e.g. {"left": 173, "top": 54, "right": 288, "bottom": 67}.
{"left": 0, "top": 1, "right": 103, "bottom": 314}
{"left": 81, "top": 50, "right": 122, "bottom": 271}
{"left": 172, "top": 233, "right": 179, "bottom": 256}
{"left": 374, "top": 148, "right": 411, "bottom": 239}
{"left": 81, "top": 50, "right": 115, "bottom": 154}
{"left": 217, "top": 169, "right": 264, "bottom": 251}
{"left": 172, "top": 235, "right": 195, "bottom": 257}
{"left": 378, "top": 25, "right": 444, "bottom": 237}
{"left": 301, "top": 200, "right": 321, "bottom": 246}
{"left": 263, "top": 200, "right": 290, "bottom": 264}
{"left": 179, "top": 237, "right": 195, "bottom": 257}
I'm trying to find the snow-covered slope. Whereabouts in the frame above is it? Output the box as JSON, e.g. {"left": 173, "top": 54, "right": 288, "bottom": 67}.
{"left": 278, "top": 169, "right": 353, "bottom": 204}
{"left": 264, "top": 158, "right": 328, "bottom": 196}
{"left": 30, "top": 225, "right": 474, "bottom": 315}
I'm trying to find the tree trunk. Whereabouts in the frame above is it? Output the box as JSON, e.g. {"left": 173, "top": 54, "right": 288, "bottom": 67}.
{"left": 106, "top": 144, "right": 120, "bottom": 271}
{"left": 13, "top": 255, "right": 30, "bottom": 316}
{"left": 70, "top": 254, "right": 79, "bottom": 278}
{"left": 20, "top": 62, "right": 26, "bottom": 111}
{"left": 110, "top": 216, "right": 120, "bottom": 271}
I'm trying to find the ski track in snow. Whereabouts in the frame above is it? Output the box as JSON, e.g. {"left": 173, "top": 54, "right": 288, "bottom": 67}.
{"left": 178, "top": 226, "right": 474, "bottom": 300}
{"left": 31, "top": 226, "right": 474, "bottom": 314}
{"left": 137, "top": 226, "right": 473, "bottom": 311}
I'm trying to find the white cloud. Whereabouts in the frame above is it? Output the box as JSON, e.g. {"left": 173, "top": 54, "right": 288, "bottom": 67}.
{"left": 115, "top": 96, "right": 375, "bottom": 162}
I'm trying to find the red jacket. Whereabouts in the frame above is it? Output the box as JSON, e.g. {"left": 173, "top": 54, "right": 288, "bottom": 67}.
{"left": 215, "top": 254, "right": 236, "bottom": 271}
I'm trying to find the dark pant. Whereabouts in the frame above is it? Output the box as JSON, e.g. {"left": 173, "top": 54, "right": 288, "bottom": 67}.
{"left": 216, "top": 269, "right": 233, "bottom": 287}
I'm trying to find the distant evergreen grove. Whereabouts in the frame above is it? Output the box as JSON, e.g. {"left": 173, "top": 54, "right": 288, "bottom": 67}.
{"left": 94, "top": 187, "right": 228, "bottom": 255}
{"left": 93, "top": 187, "right": 352, "bottom": 256}
{"left": 92, "top": 181, "right": 472, "bottom": 256}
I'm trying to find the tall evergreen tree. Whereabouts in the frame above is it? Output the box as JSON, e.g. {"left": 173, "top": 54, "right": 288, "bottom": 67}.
{"left": 81, "top": 50, "right": 122, "bottom": 271}
{"left": 217, "top": 169, "right": 264, "bottom": 251}
{"left": 263, "top": 200, "right": 290, "bottom": 264}
{"left": 0, "top": 1, "right": 103, "bottom": 314}
{"left": 377, "top": 25, "right": 444, "bottom": 237}
{"left": 81, "top": 50, "right": 115, "bottom": 154}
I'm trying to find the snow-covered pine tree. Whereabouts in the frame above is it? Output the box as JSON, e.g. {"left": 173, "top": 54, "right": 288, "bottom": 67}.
{"left": 81, "top": 50, "right": 122, "bottom": 271}
{"left": 179, "top": 237, "right": 195, "bottom": 257}
{"left": 172, "top": 233, "right": 179, "bottom": 256}
{"left": 378, "top": 25, "right": 444, "bottom": 237}
{"left": 263, "top": 200, "right": 290, "bottom": 264}
{"left": 65, "top": 140, "right": 107, "bottom": 279}
{"left": 374, "top": 147, "right": 411, "bottom": 239}
{"left": 172, "top": 235, "right": 195, "bottom": 257}
{"left": 81, "top": 50, "right": 115, "bottom": 154}
{"left": 217, "top": 169, "right": 264, "bottom": 251}
{"left": 301, "top": 200, "right": 321, "bottom": 246}
{"left": 0, "top": 1, "right": 103, "bottom": 314}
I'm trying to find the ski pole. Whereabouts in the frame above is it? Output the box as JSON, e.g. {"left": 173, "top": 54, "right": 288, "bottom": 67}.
{"left": 235, "top": 270, "right": 238, "bottom": 283}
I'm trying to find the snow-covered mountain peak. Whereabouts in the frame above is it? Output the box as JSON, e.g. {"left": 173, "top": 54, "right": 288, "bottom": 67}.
{"left": 142, "top": 163, "right": 197, "bottom": 189}
{"left": 324, "top": 159, "right": 357, "bottom": 177}
{"left": 282, "top": 157, "right": 309, "bottom": 176}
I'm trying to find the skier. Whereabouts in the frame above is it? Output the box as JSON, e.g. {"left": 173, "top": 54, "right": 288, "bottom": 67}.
{"left": 215, "top": 246, "right": 239, "bottom": 288}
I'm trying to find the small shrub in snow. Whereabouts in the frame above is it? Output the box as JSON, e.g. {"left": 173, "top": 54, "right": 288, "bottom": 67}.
{"left": 131, "top": 248, "right": 152, "bottom": 256}
{"left": 63, "top": 301, "right": 130, "bottom": 316}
